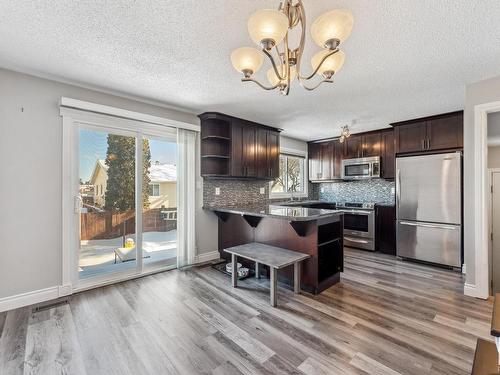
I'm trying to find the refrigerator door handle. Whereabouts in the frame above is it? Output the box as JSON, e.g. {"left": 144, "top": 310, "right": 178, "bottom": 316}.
{"left": 396, "top": 169, "right": 401, "bottom": 213}
{"left": 399, "top": 221, "right": 458, "bottom": 231}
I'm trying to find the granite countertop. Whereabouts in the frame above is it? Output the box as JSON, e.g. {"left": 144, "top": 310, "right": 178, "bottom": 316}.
{"left": 203, "top": 204, "right": 342, "bottom": 221}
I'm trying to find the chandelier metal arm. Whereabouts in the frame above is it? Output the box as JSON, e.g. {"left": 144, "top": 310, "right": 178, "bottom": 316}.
{"left": 241, "top": 77, "right": 280, "bottom": 91}
{"left": 262, "top": 48, "right": 285, "bottom": 81}
{"left": 297, "top": 79, "right": 333, "bottom": 91}
{"left": 298, "top": 49, "right": 339, "bottom": 81}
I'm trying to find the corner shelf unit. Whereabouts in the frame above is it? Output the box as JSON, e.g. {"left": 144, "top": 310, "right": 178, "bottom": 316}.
{"left": 200, "top": 116, "right": 231, "bottom": 176}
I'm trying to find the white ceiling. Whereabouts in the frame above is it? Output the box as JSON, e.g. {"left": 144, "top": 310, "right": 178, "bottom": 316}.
{"left": 1, "top": 1, "right": 500, "bottom": 140}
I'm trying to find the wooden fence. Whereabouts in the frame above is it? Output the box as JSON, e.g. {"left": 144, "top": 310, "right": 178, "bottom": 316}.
{"left": 80, "top": 208, "right": 177, "bottom": 240}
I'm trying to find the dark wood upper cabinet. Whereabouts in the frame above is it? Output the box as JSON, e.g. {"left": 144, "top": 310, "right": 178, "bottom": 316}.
{"left": 394, "top": 121, "right": 427, "bottom": 153}
{"left": 380, "top": 130, "right": 395, "bottom": 179}
{"left": 308, "top": 142, "right": 322, "bottom": 181}
{"left": 362, "top": 132, "right": 382, "bottom": 157}
{"left": 257, "top": 128, "right": 280, "bottom": 179}
{"left": 320, "top": 141, "right": 334, "bottom": 180}
{"left": 343, "top": 135, "right": 363, "bottom": 159}
{"left": 332, "top": 139, "right": 343, "bottom": 179}
{"left": 242, "top": 124, "right": 257, "bottom": 177}
{"left": 427, "top": 112, "right": 463, "bottom": 150}
{"left": 393, "top": 111, "right": 463, "bottom": 154}
{"left": 199, "top": 112, "right": 280, "bottom": 179}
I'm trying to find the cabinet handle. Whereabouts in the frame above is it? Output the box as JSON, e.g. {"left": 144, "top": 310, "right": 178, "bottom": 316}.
{"left": 426, "top": 139, "right": 430, "bottom": 150}
{"left": 421, "top": 139, "right": 425, "bottom": 150}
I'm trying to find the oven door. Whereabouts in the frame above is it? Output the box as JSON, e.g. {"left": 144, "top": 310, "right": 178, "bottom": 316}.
{"left": 342, "top": 210, "right": 374, "bottom": 238}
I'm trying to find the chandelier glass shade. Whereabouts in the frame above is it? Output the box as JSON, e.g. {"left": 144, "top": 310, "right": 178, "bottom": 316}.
{"left": 230, "top": 1, "right": 353, "bottom": 95}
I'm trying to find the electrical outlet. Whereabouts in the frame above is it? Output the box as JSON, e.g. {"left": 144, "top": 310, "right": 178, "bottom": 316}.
{"left": 320, "top": 187, "right": 325, "bottom": 193}
{"left": 260, "top": 187, "right": 265, "bottom": 194}
{"left": 391, "top": 187, "right": 395, "bottom": 195}
{"left": 215, "top": 187, "right": 221, "bottom": 196}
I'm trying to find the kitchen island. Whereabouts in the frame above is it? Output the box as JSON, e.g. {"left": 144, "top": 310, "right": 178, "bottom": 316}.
{"left": 204, "top": 204, "right": 343, "bottom": 294}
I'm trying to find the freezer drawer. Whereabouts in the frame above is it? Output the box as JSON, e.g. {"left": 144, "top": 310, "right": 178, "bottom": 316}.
{"left": 396, "top": 220, "right": 461, "bottom": 267}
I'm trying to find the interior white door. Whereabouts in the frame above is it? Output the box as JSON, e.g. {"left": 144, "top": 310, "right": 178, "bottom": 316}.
{"left": 491, "top": 172, "right": 500, "bottom": 293}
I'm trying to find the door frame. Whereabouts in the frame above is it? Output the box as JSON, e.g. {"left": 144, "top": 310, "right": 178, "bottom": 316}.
{"left": 488, "top": 168, "right": 500, "bottom": 295}
{"left": 61, "top": 106, "right": 179, "bottom": 294}
{"left": 471, "top": 101, "right": 500, "bottom": 299}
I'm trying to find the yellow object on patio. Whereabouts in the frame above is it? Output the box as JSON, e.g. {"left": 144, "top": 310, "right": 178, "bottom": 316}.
{"left": 125, "top": 238, "right": 135, "bottom": 248}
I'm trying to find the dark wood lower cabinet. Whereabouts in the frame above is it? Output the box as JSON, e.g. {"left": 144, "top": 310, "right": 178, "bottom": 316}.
{"left": 215, "top": 212, "right": 343, "bottom": 294}
{"left": 375, "top": 204, "right": 396, "bottom": 255}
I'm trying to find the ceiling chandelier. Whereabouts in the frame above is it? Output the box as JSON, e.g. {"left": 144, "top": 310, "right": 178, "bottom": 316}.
{"left": 230, "top": 1, "right": 354, "bottom": 96}
{"left": 338, "top": 125, "right": 351, "bottom": 143}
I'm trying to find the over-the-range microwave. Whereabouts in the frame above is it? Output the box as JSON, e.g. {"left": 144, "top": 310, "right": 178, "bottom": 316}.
{"left": 341, "top": 156, "right": 380, "bottom": 180}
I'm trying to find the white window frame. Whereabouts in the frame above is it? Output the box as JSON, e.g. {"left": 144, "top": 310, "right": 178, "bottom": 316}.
{"left": 61, "top": 103, "right": 185, "bottom": 295}
{"left": 269, "top": 147, "right": 308, "bottom": 199}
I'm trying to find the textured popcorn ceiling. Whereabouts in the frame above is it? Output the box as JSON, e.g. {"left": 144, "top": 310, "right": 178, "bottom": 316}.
{"left": 1, "top": 1, "right": 500, "bottom": 140}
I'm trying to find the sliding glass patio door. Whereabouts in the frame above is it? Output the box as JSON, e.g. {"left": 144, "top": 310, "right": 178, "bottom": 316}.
{"left": 76, "top": 123, "right": 177, "bottom": 285}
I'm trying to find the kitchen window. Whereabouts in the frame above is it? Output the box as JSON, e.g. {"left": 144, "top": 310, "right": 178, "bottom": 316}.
{"left": 149, "top": 183, "right": 160, "bottom": 196}
{"left": 270, "top": 152, "right": 307, "bottom": 198}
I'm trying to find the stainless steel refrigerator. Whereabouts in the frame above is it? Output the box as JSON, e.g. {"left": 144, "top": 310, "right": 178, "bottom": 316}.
{"left": 396, "top": 152, "right": 462, "bottom": 268}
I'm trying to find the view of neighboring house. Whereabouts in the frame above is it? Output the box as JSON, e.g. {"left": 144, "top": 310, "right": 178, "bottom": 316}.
{"left": 147, "top": 162, "right": 177, "bottom": 209}
{"left": 89, "top": 160, "right": 108, "bottom": 207}
{"left": 89, "top": 160, "right": 177, "bottom": 209}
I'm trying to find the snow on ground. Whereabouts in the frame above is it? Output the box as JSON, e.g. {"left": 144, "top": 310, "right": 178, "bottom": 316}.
{"left": 79, "top": 230, "right": 177, "bottom": 268}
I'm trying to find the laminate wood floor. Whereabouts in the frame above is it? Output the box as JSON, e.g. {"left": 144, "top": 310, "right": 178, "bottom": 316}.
{"left": 0, "top": 249, "right": 493, "bottom": 375}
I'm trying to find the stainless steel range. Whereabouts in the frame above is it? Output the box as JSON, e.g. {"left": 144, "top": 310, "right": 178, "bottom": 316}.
{"left": 336, "top": 202, "right": 375, "bottom": 251}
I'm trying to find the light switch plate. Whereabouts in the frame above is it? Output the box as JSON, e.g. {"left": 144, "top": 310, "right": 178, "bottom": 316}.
{"left": 260, "top": 187, "right": 265, "bottom": 194}
{"left": 391, "top": 187, "right": 395, "bottom": 195}
{"left": 320, "top": 187, "right": 325, "bottom": 193}
{"left": 215, "top": 187, "right": 221, "bottom": 196}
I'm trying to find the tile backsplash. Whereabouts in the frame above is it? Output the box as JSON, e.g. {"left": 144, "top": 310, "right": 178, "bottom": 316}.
{"left": 203, "top": 179, "right": 318, "bottom": 207}
{"left": 317, "top": 179, "right": 395, "bottom": 204}
{"left": 203, "top": 178, "right": 394, "bottom": 207}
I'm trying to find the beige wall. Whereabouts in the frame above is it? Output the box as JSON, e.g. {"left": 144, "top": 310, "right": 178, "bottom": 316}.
{"left": 489, "top": 146, "right": 500, "bottom": 169}
{"left": 0, "top": 68, "right": 219, "bottom": 301}
{"left": 149, "top": 182, "right": 177, "bottom": 208}
{"left": 92, "top": 165, "right": 108, "bottom": 207}
{"left": 464, "top": 74, "right": 500, "bottom": 288}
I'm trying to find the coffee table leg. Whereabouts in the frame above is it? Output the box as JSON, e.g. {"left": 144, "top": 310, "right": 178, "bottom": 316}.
{"left": 294, "top": 262, "right": 301, "bottom": 294}
{"left": 255, "top": 262, "right": 260, "bottom": 279}
{"left": 270, "top": 267, "right": 277, "bottom": 307}
{"left": 231, "top": 254, "right": 238, "bottom": 288}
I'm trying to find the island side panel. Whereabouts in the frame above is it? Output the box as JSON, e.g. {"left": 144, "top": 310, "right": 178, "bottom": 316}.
{"left": 217, "top": 213, "right": 255, "bottom": 260}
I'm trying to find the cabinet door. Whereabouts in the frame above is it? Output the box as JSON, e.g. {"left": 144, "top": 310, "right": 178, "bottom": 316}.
{"left": 381, "top": 130, "right": 395, "bottom": 179}
{"left": 267, "top": 131, "right": 280, "bottom": 179}
{"left": 427, "top": 113, "right": 463, "bottom": 151}
{"left": 242, "top": 124, "right": 257, "bottom": 177}
{"left": 375, "top": 205, "right": 396, "bottom": 255}
{"left": 362, "top": 132, "right": 382, "bottom": 157}
{"left": 394, "top": 121, "right": 426, "bottom": 153}
{"left": 332, "top": 139, "right": 343, "bottom": 179}
{"left": 308, "top": 143, "right": 322, "bottom": 181}
{"left": 343, "top": 135, "right": 362, "bottom": 159}
{"left": 230, "top": 120, "right": 244, "bottom": 177}
{"left": 256, "top": 128, "right": 268, "bottom": 179}
{"left": 320, "top": 141, "right": 333, "bottom": 180}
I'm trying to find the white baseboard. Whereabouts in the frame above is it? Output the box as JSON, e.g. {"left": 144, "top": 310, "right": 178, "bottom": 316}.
{"left": 464, "top": 282, "right": 476, "bottom": 297}
{"left": 195, "top": 250, "right": 220, "bottom": 264}
{"left": 0, "top": 286, "right": 60, "bottom": 313}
